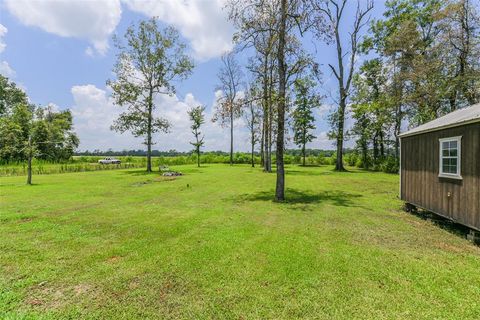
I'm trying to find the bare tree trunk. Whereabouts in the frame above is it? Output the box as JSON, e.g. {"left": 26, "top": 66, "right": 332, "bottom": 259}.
{"left": 197, "top": 149, "right": 200, "bottom": 167}
{"left": 379, "top": 130, "right": 385, "bottom": 159}
{"left": 251, "top": 134, "right": 255, "bottom": 167}
{"left": 275, "top": 0, "right": 287, "bottom": 201}
{"left": 27, "top": 141, "right": 33, "bottom": 185}
{"left": 373, "top": 133, "right": 379, "bottom": 163}
{"left": 362, "top": 140, "right": 369, "bottom": 170}
{"left": 335, "top": 97, "right": 346, "bottom": 171}
{"left": 230, "top": 107, "right": 234, "bottom": 166}
{"left": 302, "top": 143, "right": 306, "bottom": 166}
{"left": 260, "top": 119, "right": 265, "bottom": 168}
{"left": 267, "top": 62, "right": 274, "bottom": 173}
{"left": 267, "top": 107, "right": 272, "bottom": 172}
{"left": 262, "top": 66, "right": 269, "bottom": 172}
{"left": 146, "top": 90, "right": 153, "bottom": 172}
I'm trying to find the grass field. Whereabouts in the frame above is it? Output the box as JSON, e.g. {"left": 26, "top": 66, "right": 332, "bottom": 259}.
{"left": 1, "top": 164, "right": 480, "bottom": 319}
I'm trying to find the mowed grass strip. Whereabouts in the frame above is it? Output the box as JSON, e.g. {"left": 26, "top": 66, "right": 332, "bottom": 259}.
{"left": 1, "top": 164, "right": 480, "bottom": 319}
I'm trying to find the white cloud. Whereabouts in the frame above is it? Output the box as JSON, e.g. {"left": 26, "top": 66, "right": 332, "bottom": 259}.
{"left": 0, "top": 24, "right": 7, "bottom": 53}
{"left": 0, "top": 24, "right": 15, "bottom": 78}
{"left": 123, "top": 0, "right": 234, "bottom": 61}
{"left": 4, "top": 0, "right": 121, "bottom": 55}
{"left": 0, "top": 61, "right": 16, "bottom": 78}
{"left": 70, "top": 84, "right": 251, "bottom": 152}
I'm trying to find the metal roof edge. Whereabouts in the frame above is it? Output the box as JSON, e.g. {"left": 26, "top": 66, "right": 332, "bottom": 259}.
{"left": 399, "top": 118, "right": 480, "bottom": 138}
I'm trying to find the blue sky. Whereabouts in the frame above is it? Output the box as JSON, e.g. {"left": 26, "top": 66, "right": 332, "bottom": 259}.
{"left": 0, "top": 0, "right": 386, "bottom": 152}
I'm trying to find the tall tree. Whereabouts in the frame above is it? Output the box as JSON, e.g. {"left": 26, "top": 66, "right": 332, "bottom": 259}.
{"left": 212, "top": 52, "right": 244, "bottom": 166}
{"left": 188, "top": 105, "right": 206, "bottom": 168}
{"left": 367, "top": 0, "right": 445, "bottom": 159}
{"left": 349, "top": 59, "right": 391, "bottom": 166}
{"left": 441, "top": 0, "right": 480, "bottom": 108}
{"left": 275, "top": 0, "right": 288, "bottom": 200}
{"left": 108, "top": 18, "right": 194, "bottom": 172}
{"left": 313, "top": 0, "right": 373, "bottom": 171}
{"left": 227, "top": 0, "right": 314, "bottom": 200}
{"left": 292, "top": 77, "right": 319, "bottom": 166}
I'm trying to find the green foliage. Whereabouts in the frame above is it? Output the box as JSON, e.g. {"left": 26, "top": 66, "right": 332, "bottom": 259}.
{"left": 0, "top": 90, "right": 79, "bottom": 164}
{"left": 0, "top": 75, "right": 28, "bottom": 116}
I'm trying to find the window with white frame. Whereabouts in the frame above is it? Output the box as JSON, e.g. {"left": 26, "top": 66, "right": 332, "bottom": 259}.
{"left": 439, "top": 136, "right": 462, "bottom": 179}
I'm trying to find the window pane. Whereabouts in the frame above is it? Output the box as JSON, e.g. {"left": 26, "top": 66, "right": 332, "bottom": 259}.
{"left": 443, "top": 163, "right": 449, "bottom": 173}
{"left": 450, "top": 158, "right": 458, "bottom": 169}
{"left": 450, "top": 141, "right": 457, "bottom": 149}
{"left": 449, "top": 148, "right": 457, "bottom": 157}
{"left": 442, "top": 141, "right": 449, "bottom": 149}
{"left": 443, "top": 149, "right": 450, "bottom": 156}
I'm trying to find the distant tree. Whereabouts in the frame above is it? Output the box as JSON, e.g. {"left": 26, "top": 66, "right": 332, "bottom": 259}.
{"left": 312, "top": 0, "right": 374, "bottom": 171}
{"left": 212, "top": 52, "right": 244, "bottom": 165}
{"left": 0, "top": 103, "right": 32, "bottom": 162}
{"left": 243, "top": 85, "right": 262, "bottom": 167}
{"left": 188, "top": 105, "right": 206, "bottom": 167}
{"left": 107, "top": 18, "right": 194, "bottom": 172}
{"left": 292, "top": 77, "right": 320, "bottom": 166}
{"left": 0, "top": 101, "right": 79, "bottom": 184}
{"left": 32, "top": 105, "right": 79, "bottom": 161}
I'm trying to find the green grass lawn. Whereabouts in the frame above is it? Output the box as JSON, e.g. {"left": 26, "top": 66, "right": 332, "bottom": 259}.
{"left": 1, "top": 164, "right": 480, "bottom": 319}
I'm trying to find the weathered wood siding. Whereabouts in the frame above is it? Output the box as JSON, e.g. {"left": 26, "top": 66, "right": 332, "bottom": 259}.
{"left": 400, "top": 123, "right": 480, "bottom": 230}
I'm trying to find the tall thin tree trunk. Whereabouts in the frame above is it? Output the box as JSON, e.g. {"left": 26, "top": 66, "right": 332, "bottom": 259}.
{"left": 335, "top": 97, "right": 346, "bottom": 171}
{"left": 394, "top": 103, "right": 402, "bottom": 161}
{"left": 230, "top": 108, "right": 234, "bottom": 166}
{"left": 197, "top": 149, "right": 200, "bottom": 168}
{"left": 373, "top": 134, "right": 379, "bottom": 163}
{"left": 260, "top": 119, "right": 265, "bottom": 168}
{"left": 379, "top": 130, "right": 385, "bottom": 159}
{"left": 362, "top": 140, "right": 368, "bottom": 170}
{"left": 251, "top": 134, "right": 255, "bottom": 167}
{"left": 146, "top": 96, "right": 153, "bottom": 172}
{"left": 302, "top": 143, "right": 306, "bottom": 166}
{"left": 266, "top": 68, "right": 273, "bottom": 173}
{"left": 27, "top": 141, "right": 32, "bottom": 185}
{"left": 275, "top": 0, "right": 287, "bottom": 201}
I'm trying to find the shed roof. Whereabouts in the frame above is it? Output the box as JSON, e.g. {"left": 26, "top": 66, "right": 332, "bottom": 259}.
{"left": 399, "top": 103, "right": 480, "bottom": 138}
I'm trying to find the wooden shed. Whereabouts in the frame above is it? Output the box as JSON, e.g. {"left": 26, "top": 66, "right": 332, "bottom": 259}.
{"left": 399, "top": 103, "right": 480, "bottom": 231}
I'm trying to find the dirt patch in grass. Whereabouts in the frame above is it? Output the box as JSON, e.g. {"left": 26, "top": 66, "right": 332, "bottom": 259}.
{"left": 74, "top": 284, "right": 92, "bottom": 296}
{"left": 18, "top": 216, "right": 35, "bottom": 223}
{"left": 25, "top": 282, "right": 97, "bottom": 311}
{"left": 106, "top": 256, "right": 122, "bottom": 263}
{"left": 131, "top": 176, "right": 177, "bottom": 187}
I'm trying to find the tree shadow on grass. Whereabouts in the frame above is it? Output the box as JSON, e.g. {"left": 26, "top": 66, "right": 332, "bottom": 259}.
{"left": 235, "top": 188, "right": 363, "bottom": 209}
{"left": 285, "top": 167, "right": 371, "bottom": 177}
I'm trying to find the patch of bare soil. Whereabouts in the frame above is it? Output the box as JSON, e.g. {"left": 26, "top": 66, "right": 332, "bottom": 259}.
{"left": 106, "top": 255, "right": 122, "bottom": 263}
{"left": 25, "top": 282, "right": 96, "bottom": 310}
{"left": 19, "top": 216, "right": 35, "bottom": 223}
